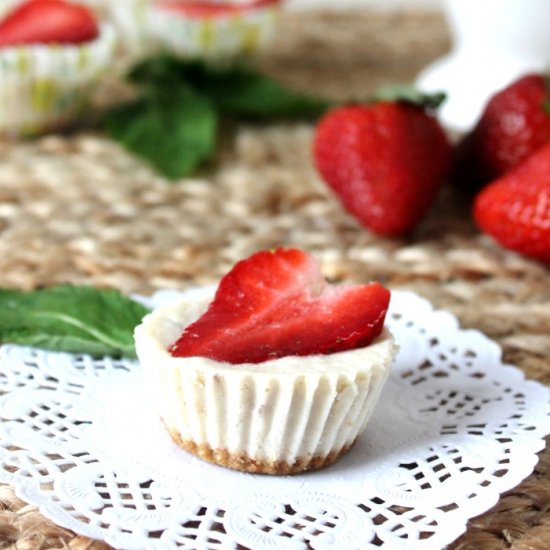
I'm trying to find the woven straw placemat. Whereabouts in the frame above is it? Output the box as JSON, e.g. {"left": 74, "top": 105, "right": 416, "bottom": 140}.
{"left": 0, "top": 9, "right": 549, "bottom": 550}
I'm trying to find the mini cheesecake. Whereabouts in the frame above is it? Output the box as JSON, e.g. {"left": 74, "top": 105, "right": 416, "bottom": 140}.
{"left": 146, "top": 0, "right": 282, "bottom": 62}
{"left": 135, "top": 292, "right": 397, "bottom": 475}
{"left": 0, "top": 0, "right": 115, "bottom": 137}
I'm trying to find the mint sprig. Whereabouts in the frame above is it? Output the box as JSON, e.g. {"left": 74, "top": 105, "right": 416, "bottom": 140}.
{"left": 161, "top": 60, "right": 332, "bottom": 119}
{"left": 103, "top": 56, "right": 332, "bottom": 179}
{"left": 105, "top": 83, "right": 217, "bottom": 180}
{"left": 0, "top": 286, "right": 150, "bottom": 358}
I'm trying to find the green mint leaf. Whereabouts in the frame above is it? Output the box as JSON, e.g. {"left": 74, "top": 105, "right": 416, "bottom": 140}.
{"left": 0, "top": 286, "right": 150, "bottom": 358}
{"left": 127, "top": 56, "right": 332, "bottom": 120}
{"left": 128, "top": 55, "right": 185, "bottom": 87}
{"left": 371, "top": 85, "right": 447, "bottom": 110}
{"left": 103, "top": 56, "right": 331, "bottom": 178}
{"left": 179, "top": 61, "right": 332, "bottom": 119}
{"left": 104, "top": 83, "right": 218, "bottom": 179}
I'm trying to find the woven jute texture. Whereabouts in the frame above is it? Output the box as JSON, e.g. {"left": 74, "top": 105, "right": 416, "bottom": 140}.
{"left": 0, "top": 9, "right": 549, "bottom": 550}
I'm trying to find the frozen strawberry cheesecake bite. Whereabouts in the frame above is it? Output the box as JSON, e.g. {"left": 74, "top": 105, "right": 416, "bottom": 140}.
{"left": 146, "top": 0, "right": 282, "bottom": 62}
{"left": 135, "top": 248, "right": 397, "bottom": 475}
{"left": 0, "top": 0, "right": 114, "bottom": 137}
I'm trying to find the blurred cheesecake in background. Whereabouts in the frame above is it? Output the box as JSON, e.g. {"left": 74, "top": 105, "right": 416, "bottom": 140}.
{"left": 0, "top": 0, "right": 115, "bottom": 137}
{"left": 147, "top": 0, "right": 283, "bottom": 62}
{"left": 86, "top": 0, "right": 283, "bottom": 62}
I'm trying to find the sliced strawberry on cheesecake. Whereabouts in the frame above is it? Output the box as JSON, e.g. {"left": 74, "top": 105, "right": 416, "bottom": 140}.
{"left": 169, "top": 248, "right": 391, "bottom": 364}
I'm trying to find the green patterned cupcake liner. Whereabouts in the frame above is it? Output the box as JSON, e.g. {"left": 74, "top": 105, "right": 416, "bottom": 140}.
{"left": 147, "top": 2, "right": 282, "bottom": 62}
{"left": 106, "top": 0, "right": 153, "bottom": 59}
{"left": 0, "top": 23, "right": 116, "bottom": 137}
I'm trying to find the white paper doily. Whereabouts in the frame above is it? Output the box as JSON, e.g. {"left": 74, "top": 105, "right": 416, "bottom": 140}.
{"left": 0, "top": 289, "right": 549, "bottom": 550}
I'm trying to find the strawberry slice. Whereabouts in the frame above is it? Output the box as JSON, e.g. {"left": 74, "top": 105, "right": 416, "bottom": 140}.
{"left": 0, "top": 0, "right": 98, "bottom": 47}
{"left": 169, "top": 248, "right": 391, "bottom": 364}
{"left": 155, "top": 0, "right": 280, "bottom": 18}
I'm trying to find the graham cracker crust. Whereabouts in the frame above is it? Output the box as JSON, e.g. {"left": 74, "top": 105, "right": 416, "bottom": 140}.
{"left": 167, "top": 426, "right": 356, "bottom": 475}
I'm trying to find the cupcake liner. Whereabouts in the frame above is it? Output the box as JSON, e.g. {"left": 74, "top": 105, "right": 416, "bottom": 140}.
{"left": 147, "top": 1, "right": 282, "bottom": 61}
{"left": 106, "top": 0, "right": 155, "bottom": 60}
{"left": 0, "top": 23, "right": 116, "bottom": 137}
{"left": 135, "top": 294, "right": 397, "bottom": 474}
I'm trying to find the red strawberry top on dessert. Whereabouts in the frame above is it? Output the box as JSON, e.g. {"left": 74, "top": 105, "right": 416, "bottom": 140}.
{"left": 0, "top": 0, "right": 99, "bottom": 47}
{"left": 169, "top": 248, "right": 391, "bottom": 364}
{"left": 155, "top": 0, "right": 280, "bottom": 18}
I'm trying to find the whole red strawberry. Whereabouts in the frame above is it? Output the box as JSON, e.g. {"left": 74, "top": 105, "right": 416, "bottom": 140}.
{"left": 0, "top": 0, "right": 98, "bottom": 47}
{"left": 170, "top": 248, "right": 391, "bottom": 364}
{"left": 474, "top": 142, "right": 550, "bottom": 263}
{"left": 453, "top": 74, "right": 550, "bottom": 191}
{"left": 313, "top": 101, "right": 451, "bottom": 237}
